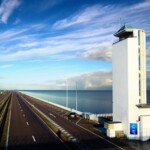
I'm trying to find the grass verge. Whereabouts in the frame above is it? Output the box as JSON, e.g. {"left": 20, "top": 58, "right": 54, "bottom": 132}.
{"left": 0, "top": 96, "right": 11, "bottom": 149}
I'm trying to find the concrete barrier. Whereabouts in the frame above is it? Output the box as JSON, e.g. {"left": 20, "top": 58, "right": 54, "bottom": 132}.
{"left": 20, "top": 92, "right": 83, "bottom": 115}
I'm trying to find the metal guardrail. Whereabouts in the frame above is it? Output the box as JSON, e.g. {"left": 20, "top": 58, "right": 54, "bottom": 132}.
{"left": 97, "top": 113, "right": 113, "bottom": 117}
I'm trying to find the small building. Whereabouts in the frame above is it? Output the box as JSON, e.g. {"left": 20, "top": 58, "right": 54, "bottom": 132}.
{"left": 82, "top": 112, "right": 98, "bottom": 121}
{"left": 104, "top": 121, "right": 124, "bottom": 138}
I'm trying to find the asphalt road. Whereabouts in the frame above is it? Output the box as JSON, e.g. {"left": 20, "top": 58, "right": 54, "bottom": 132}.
{"left": 7, "top": 92, "right": 68, "bottom": 150}
{"left": 19, "top": 92, "right": 135, "bottom": 150}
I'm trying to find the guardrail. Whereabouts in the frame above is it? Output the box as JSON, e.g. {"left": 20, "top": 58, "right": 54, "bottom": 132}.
{"left": 97, "top": 113, "right": 113, "bottom": 117}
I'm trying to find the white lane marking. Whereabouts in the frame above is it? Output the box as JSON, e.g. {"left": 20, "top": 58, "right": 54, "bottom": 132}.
{"left": 21, "top": 109, "right": 23, "bottom": 112}
{"left": 26, "top": 122, "right": 29, "bottom": 126}
{"left": 49, "top": 113, "right": 56, "bottom": 118}
{"left": 32, "top": 135, "right": 36, "bottom": 142}
{"left": 76, "top": 124, "right": 125, "bottom": 150}
{"left": 21, "top": 95, "right": 70, "bottom": 150}
{"left": 23, "top": 114, "right": 25, "bottom": 117}
{"left": 76, "top": 118, "right": 82, "bottom": 125}
{"left": 63, "top": 112, "right": 69, "bottom": 116}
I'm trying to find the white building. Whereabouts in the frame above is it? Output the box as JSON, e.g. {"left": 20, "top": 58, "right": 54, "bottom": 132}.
{"left": 111, "top": 25, "right": 150, "bottom": 141}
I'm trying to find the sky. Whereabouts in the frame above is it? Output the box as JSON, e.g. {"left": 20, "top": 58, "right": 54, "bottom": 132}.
{"left": 0, "top": 0, "right": 150, "bottom": 90}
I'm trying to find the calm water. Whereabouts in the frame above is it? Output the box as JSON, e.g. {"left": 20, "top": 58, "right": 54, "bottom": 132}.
{"left": 20, "top": 90, "right": 150, "bottom": 114}
{"left": 20, "top": 90, "right": 112, "bottom": 114}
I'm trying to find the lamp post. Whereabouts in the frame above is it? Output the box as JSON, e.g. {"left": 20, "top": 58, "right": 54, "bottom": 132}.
{"left": 66, "top": 80, "right": 68, "bottom": 108}
{"left": 76, "top": 82, "right": 78, "bottom": 111}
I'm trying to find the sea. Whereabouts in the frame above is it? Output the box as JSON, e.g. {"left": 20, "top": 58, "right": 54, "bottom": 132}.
{"left": 20, "top": 90, "right": 150, "bottom": 114}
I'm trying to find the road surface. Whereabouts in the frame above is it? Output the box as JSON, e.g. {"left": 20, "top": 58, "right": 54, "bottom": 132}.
{"left": 19, "top": 92, "right": 135, "bottom": 150}
{"left": 7, "top": 92, "right": 68, "bottom": 150}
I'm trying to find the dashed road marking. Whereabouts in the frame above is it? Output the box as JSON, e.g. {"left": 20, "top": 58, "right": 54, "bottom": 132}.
{"left": 32, "top": 135, "right": 36, "bottom": 142}
{"left": 76, "top": 118, "right": 83, "bottom": 125}
{"left": 49, "top": 113, "right": 56, "bottom": 118}
{"left": 26, "top": 122, "right": 29, "bottom": 126}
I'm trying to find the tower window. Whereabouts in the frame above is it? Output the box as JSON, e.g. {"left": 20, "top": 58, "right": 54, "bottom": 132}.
{"left": 138, "top": 30, "right": 140, "bottom": 46}
{"left": 139, "top": 54, "right": 141, "bottom": 70}
{"left": 119, "top": 32, "right": 133, "bottom": 41}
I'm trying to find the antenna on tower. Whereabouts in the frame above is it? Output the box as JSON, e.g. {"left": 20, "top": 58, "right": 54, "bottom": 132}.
{"left": 118, "top": 17, "right": 121, "bottom": 29}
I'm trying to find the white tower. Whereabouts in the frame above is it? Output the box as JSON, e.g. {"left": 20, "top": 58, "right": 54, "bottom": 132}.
{"left": 112, "top": 25, "right": 147, "bottom": 139}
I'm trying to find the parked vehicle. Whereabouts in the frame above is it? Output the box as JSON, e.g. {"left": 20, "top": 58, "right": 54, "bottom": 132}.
{"left": 68, "top": 112, "right": 76, "bottom": 118}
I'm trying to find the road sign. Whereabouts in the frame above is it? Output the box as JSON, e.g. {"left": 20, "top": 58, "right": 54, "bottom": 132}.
{"left": 130, "top": 123, "right": 138, "bottom": 135}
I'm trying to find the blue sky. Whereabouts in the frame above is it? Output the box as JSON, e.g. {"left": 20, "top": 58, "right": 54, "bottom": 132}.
{"left": 0, "top": 0, "right": 150, "bottom": 90}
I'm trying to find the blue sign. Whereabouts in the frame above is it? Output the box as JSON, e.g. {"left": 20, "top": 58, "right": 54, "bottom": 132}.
{"left": 130, "top": 123, "right": 138, "bottom": 135}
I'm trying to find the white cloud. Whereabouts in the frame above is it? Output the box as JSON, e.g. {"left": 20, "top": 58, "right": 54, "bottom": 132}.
{"left": 1, "top": 1, "right": 150, "bottom": 90}
{"left": 128, "top": 0, "right": 150, "bottom": 11}
{"left": 0, "top": 28, "right": 28, "bottom": 40}
{"left": 53, "top": 5, "right": 106, "bottom": 29}
{"left": 0, "top": 64, "right": 13, "bottom": 69}
{"left": 0, "top": 0, "right": 150, "bottom": 62}
{"left": 78, "top": 44, "right": 112, "bottom": 61}
{"left": 53, "top": 0, "right": 150, "bottom": 33}
{"left": 146, "top": 42, "right": 150, "bottom": 62}
{"left": 51, "top": 1, "right": 150, "bottom": 61}
{"left": 13, "top": 18, "right": 21, "bottom": 25}
{"left": 2, "top": 69, "right": 150, "bottom": 90}
{"left": 53, "top": 4, "right": 120, "bottom": 30}
{"left": 0, "top": 24, "right": 114, "bottom": 61}
{"left": 0, "top": 0, "right": 21, "bottom": 24}
{"left": 39, "top": 0, "right": 63, "bottom": 11}
{"left": 45, "top": 70, "right": 112, "bottom": 90}
{"left": 67, "top": 70, "right": 112, "bottom": 90}
{"left": 0, "top": 70, "right": 112, "bottom": 90}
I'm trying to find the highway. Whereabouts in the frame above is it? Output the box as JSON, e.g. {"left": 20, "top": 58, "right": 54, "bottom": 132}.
{"left": 18, "top": 92, "right": 135, "bottom": 150}
{"left": 7, "top": 92, "right": 68, "bottom": 150}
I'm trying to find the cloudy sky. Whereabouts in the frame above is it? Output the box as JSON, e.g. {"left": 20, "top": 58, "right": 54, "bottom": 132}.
{"left": 0, "top": 0, "right": 150, "bottom": 90}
